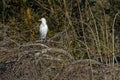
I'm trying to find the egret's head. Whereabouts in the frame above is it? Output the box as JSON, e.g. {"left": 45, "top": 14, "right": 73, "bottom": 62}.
{"left": 38, "top": 18, "right": 46, "bottom": 24}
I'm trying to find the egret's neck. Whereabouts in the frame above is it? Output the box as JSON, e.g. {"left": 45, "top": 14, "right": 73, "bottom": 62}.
{"left": 42, "top": 22, "right": 46, "bottom": 25}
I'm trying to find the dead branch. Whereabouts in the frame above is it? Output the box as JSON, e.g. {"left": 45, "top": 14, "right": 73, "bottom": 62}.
{"left": 47, "top": 48, "right": 72, "bottom": 58}
{"left": 34, "top": 0, "right": 50, "bottom": 11}
{"left": 70, "top": 59, "right": 102, "bottom": 65}
{"left": 21, "top": 42, "right": 50, "bottom": 49}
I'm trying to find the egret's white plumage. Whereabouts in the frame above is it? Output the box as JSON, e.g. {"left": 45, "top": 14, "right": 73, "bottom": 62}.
{"left": 39, "top": 18, "right": 48, "bottom": 41}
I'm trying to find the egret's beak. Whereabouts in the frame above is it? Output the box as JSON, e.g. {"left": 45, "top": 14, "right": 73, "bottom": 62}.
{"left": 38, "top": 19, "right": 41, "bottom": 22}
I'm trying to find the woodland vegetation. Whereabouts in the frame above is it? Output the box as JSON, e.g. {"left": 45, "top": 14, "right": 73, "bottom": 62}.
{"left": 0, "top": 0, "right": 120, "bottom": 80}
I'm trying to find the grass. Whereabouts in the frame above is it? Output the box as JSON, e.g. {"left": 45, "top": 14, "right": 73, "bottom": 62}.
{"left": 0, "top": 0, "right": 120, "bottom": 80}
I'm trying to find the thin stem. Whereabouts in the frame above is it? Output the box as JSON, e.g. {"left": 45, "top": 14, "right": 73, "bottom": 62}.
{"left": 2, "top": 0, "right": 7, "bottom": 38}
{"left": 112, "top": 12, "right": 119, "bottom": 80}
{"left": 112, "top": 12, "right": 119, "bottom": 66}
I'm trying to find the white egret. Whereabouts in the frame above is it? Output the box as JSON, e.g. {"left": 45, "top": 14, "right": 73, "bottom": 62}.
{"left": 38, "top": 18, "right": 48, "bottom": 42}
